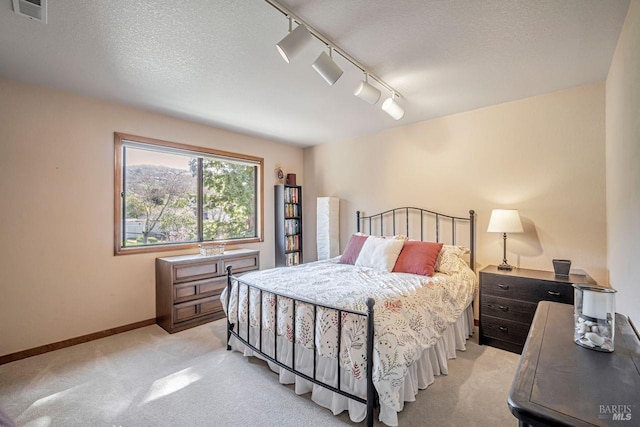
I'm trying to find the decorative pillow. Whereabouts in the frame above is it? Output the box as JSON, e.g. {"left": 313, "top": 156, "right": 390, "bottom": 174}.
{"left": 392, "top": 241, "right": 444, "bottom": 276}
{"left": 387, "top": 235, "right": 409, "bottom": 241}
{"left": 435, "top": 244, "right": 470, "bottom": 274}
{"left": 339, "top": 234, "right": 369, "bottom": 265}
{"left": 355, "top": 236, "right": 405, "bottom": 272}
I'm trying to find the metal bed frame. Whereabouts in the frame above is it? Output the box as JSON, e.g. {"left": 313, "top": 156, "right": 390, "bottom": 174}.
{"left": 226, "top": 207, "right": 476, "bottom": 426}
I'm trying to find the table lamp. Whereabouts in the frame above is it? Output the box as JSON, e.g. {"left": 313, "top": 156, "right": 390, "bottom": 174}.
{"left": 487, "top": 209, "right": 523, "bottom": 271}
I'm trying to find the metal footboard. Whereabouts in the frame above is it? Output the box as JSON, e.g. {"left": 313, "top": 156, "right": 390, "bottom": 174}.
{"left": 226, "top": 266, "right": 377, "bottom": 427}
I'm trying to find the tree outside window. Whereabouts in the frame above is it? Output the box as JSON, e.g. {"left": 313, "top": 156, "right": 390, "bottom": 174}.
{"left": 114, "top": 133, "right": 263, "bottom": 255}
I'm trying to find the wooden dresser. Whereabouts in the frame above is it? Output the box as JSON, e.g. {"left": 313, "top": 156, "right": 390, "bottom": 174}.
{"left": 479, "top": 265, "right": 596, "bottom": 354}
{"left": 156, "top": 249, "right": 259, "bottom": 333}
{"left": 509, "top": 302, "right": 640, "bottom": 426}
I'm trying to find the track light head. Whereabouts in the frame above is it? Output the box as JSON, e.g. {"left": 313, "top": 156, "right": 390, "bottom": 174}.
{"left": 276, "top": 22, "right": 313, "bottom": 63}
{"left": 382, "top": 95, "right": 405, "bottom": 120}
{"left": 268, "top": 3, "right": 404, "bottom": 117}
{"left": 353, "top": 75, "right": 381, "bottom": 104}
{"left": 312, "top": 49, "right": 343, "bottom": 85}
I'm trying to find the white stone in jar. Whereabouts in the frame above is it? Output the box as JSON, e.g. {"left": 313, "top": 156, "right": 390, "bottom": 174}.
{"left": 579, "top": 337, "right": 595, "bottom": 347}
{"left": 585, "top": 332, "right": 605, "bottom": 346}
{"left": 601, "top": 341, "right": 614, "bottom": 351}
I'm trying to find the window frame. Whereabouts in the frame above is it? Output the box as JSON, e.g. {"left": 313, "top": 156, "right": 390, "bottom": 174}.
{"left": 114, "top": 132, "right": 264, "bottom": 255}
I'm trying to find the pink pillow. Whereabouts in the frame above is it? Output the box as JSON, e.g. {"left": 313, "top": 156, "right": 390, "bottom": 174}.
{"left": 392, "top": 241, "right": 444, "bottom": 276}
{"left": 339, "top": 234, "right": 369, "bottom": 264}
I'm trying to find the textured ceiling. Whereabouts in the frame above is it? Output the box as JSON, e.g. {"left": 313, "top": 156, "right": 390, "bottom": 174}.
{"left": 0, "top": 0, "right": 630, "bottom": 147}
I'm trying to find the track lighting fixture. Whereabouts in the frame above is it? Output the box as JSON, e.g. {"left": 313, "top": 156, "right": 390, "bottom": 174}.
{"left": 276, "top": 17, "right": 313, "bottom": 64}
{"left": 382, "top": 93, "right": 405, "bottom": 120}
{"left": 312, "top": 47, "right": 343, "bottom": 85}
{"left": 353, "top": 74, "right": 381, "bottom": 104}
{"left": 267, "top": 0, "right": 405, "bottom": 119}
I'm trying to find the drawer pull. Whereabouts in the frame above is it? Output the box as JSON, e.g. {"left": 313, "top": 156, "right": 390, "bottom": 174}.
{"left": 487, "top": 304, "right": 509, "bottom": 312}
{"left": 498, "top": 284, "right": 510, "bottom": 290}
{"left": 499, "top": 326, "right": 509, "bottom": 332}
{"left": 547, "top": 291, "right": 561, "bottom": 296}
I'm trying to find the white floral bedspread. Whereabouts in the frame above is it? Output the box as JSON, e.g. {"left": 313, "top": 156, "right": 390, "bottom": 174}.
{"left": 221, "top": 257, "right": 476, "bottom": 411}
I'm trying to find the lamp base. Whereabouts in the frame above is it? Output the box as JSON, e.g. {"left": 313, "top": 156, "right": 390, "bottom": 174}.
{"left": 497, "top": 263, "right": 514, "bottom": 271}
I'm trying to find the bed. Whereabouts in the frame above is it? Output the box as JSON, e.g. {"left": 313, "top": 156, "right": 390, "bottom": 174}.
{"left": 222, "top": 207, "right": 477, "bottom": 426}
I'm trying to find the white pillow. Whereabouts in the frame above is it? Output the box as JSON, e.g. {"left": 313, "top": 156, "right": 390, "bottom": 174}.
{"left": 355, "top": 236, "right": 405, "bottom": 272}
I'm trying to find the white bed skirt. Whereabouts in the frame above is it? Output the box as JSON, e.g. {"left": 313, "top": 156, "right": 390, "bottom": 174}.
{"left": 228, "top": 304, "right": 474, "bottom": 426}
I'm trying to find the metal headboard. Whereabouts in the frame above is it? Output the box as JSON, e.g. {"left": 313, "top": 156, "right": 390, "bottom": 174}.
{"left": 357, "top": 207, "right": 476, "bottom": 271}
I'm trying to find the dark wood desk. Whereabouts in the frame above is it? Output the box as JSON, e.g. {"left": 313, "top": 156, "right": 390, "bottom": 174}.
{"left": 508, "top": 301, "right": 640, "bottom": 426}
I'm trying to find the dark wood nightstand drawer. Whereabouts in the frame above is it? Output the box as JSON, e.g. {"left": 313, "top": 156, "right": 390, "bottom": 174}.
{"left": 481, "top": 273, "right": 574, "bottom": 304}
{"left": 481, "top": 295, "right": 537, "bottom": 324}
{"left": 481, "top": 315, "right": 530, "bottom": 345}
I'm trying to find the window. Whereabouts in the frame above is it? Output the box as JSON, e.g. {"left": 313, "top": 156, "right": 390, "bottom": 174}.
{"left": 114, "top": 133, "right": 263, "bottom": 255}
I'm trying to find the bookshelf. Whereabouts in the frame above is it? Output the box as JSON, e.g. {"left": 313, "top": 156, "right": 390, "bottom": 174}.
{"left": 275, "top": 185, "right": 302, "bottom": 266}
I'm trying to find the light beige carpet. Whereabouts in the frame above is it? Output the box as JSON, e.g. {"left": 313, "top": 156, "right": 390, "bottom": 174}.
{"left": 0, "top": 320, "right": 519, "bottom": 426}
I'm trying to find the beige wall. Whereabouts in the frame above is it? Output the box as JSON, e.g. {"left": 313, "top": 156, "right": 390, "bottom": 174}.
{"left": 0, "top": 77, "right": 303, "bottom": 356}
{"left": 606, "top": 0, "right": 640, "bottom": 322}
{"left": 304, "top": 84, "right": 607, "bottom": 298}
{"left": 0, "top": 60, "right": 620, "bottom": 356}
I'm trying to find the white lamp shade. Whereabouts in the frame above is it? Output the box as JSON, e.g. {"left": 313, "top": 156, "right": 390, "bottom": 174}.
{"left": 276, "top": 24, "right": 313, "bottom": 63}
{"left": 487, "top": 209, "right": 524, "bottom": 233}
{"left": 381, "top": 97, "right": 405, "bottom": 120}
{"left": 353, "top": 80, "right": 381, "bottom": 104}
{"left": 312, "top": 51, "right": 343, "bottom": 85}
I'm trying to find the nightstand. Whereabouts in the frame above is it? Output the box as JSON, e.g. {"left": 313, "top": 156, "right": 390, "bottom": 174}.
{"left": 479, "top": 265, "right": 596, "bottom": 354}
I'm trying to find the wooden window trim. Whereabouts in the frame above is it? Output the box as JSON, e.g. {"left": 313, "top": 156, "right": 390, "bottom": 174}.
{"left": 114, "top": 132, "right": 264, "bottom": 255}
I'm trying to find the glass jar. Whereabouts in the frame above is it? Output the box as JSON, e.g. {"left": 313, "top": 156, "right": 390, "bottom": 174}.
{"left": 573, "top": 284, "right": 617, "bottom": 352}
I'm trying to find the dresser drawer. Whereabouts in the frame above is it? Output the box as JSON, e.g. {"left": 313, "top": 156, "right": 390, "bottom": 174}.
{"left": 200, "top": 298, "right": 223, "bottom": 316}
{"left": 174, "top": 295, "right": 221, "bottom": 323}
{"left": 481, "top": 315, "right": 530, "bottom": 346}
{"left": 481, "top": 273, "right": 574, "bottom": 304}
{"left": 173, "top": 260, "right": 221, "bottom": 283}
{"left": 174, "top": 277, "right": 226, "bottom": 304}
{"left": 481, "top": 295, "right": 537, "bottom": 324}
{"left": 222, "top": 254, "right": 259, "bottom": 274}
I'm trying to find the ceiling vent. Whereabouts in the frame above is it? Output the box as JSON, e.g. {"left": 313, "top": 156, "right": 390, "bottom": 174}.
{"left": 12, "top": 0, "right": 47, "bottom": 24}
